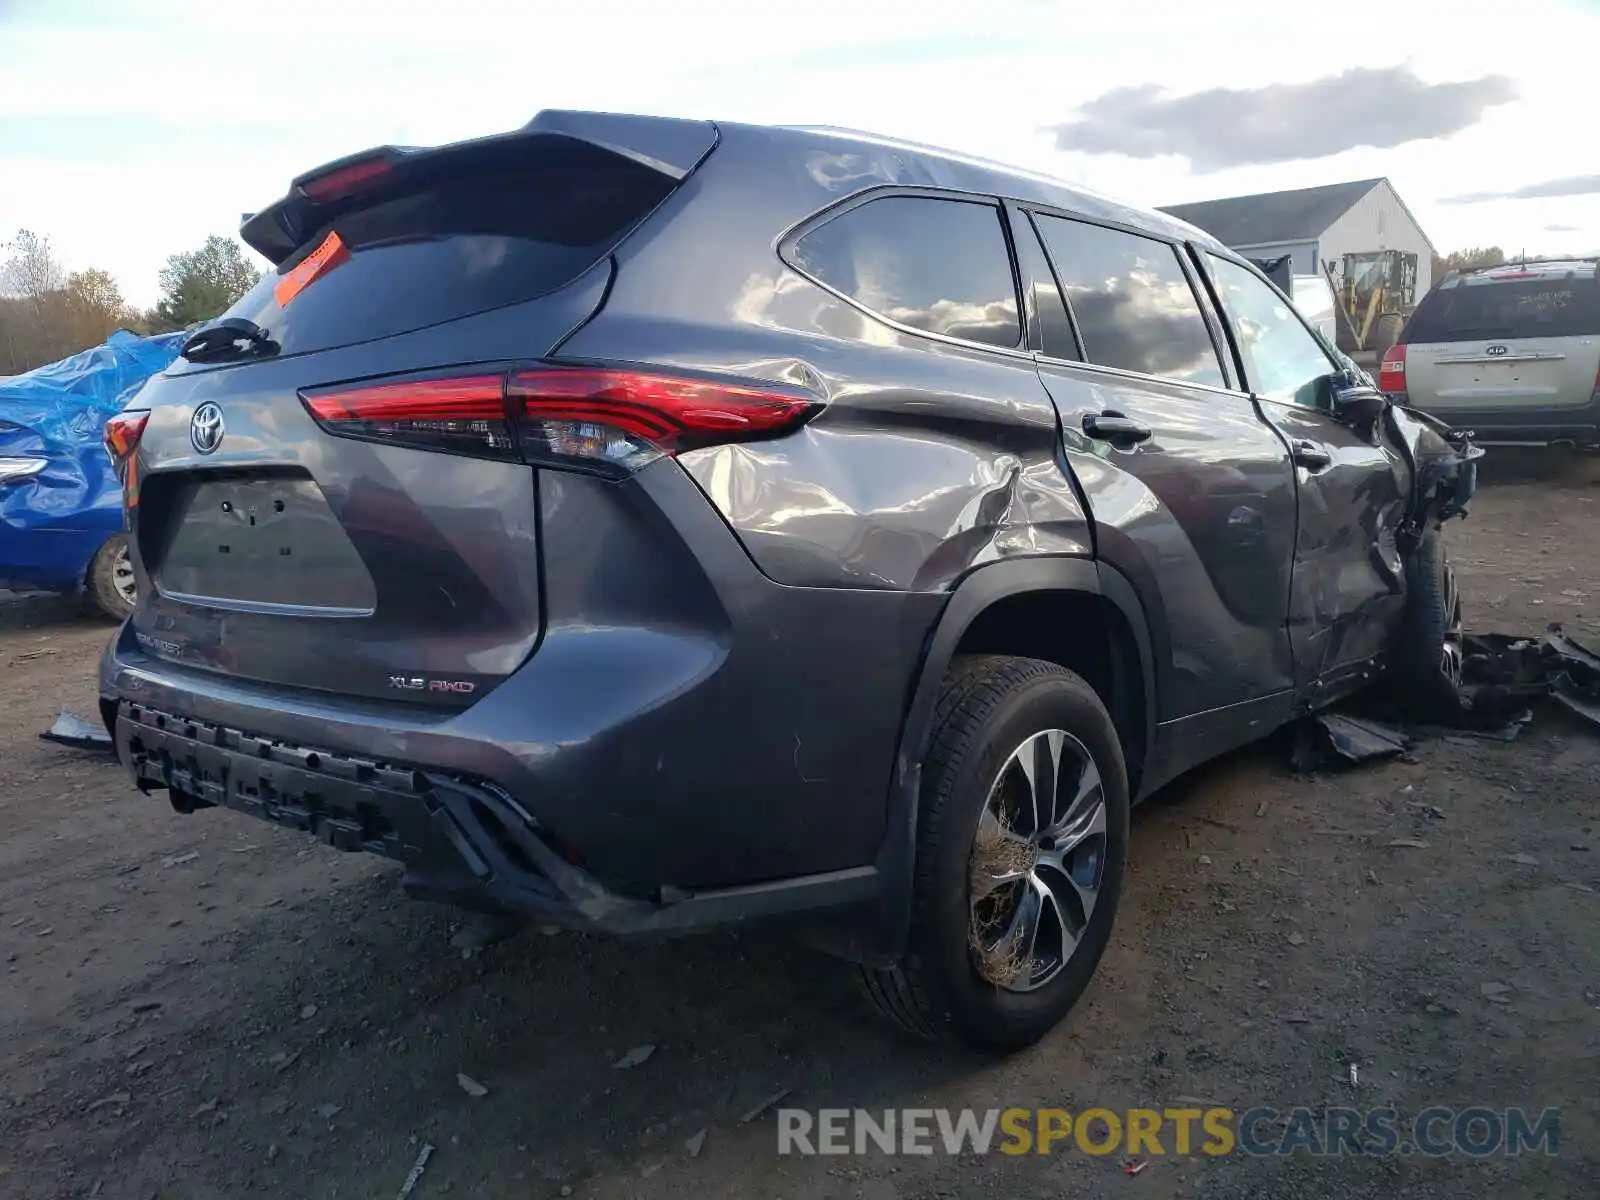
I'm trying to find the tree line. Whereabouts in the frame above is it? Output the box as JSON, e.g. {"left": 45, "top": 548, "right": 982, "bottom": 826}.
{"left": 0, "top": 229, "right": 262, "bottom": 376}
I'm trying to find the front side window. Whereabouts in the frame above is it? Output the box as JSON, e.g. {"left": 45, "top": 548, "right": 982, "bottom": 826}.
{"left": 1206, "top": 254, "right": 1334, "bottom": 407}
{"left": 1032, "top": 215, "right": 1225, "bottom": 388}
{"left": 790, "top": 195, "right": 1022, "bottom": 349}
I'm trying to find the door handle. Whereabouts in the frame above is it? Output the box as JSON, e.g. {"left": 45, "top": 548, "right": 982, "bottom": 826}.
{"left": 1083, "top": 411, "right": 1152, "bottom": 443}
{"left": 1290, "top": 440, "right": 1332, "bottom": 471}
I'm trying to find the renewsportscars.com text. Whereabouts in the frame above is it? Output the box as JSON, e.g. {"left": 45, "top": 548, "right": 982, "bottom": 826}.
{"left": 777, "top": 1106, "right": 1560, "bottom": 1158}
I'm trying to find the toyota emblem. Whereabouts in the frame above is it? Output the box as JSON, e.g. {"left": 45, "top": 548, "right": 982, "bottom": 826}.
{"left": 1485, "top": 343, "right": 1509, "bottom": 357}
{"left": 190, "top": 402, "right": 225, "bottom": 454}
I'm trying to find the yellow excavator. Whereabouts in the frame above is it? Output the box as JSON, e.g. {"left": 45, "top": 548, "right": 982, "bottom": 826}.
{"left": 1325, "top": 249, "right": 1418, "bottom": 358}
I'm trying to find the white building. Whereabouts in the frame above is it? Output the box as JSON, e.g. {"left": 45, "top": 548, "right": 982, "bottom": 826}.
{"left": 1160, "top": 177, "right": 1437, "bottom": 300}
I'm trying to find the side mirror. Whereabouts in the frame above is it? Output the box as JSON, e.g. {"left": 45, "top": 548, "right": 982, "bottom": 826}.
{"left": 1326, "top": 370, "right": 1388, "bottom": 426}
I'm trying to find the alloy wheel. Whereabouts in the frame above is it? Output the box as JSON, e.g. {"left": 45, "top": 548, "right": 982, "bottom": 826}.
{"left": 968, "top": 728, "right": 1108, "bottom": 993}
{"left": 112, "top": 542, "right": 138, "bottom": 608}
{"left": 1439, "top": 560, "right": 1464, "bottom": 687}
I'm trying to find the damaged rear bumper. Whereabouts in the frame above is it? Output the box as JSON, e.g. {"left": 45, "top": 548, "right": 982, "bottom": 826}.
{"left": 112, "top": 699, "right": 879, "bottom": 935}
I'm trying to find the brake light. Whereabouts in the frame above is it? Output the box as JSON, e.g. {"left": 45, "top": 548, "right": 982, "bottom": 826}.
{"left": 104, "top": 410, "right": 149, "bottom": 477}
{"left": 1378, "top": 344, "right": 1407, "bottom": 394}
{"left": 104, "top": 408, "right": 150, "bottom": 506}
{"left": 301, "top": 364, "right": 820, "bottom": 473}
{"left": 299, "top": 155, "right": 394, "bottom": 203}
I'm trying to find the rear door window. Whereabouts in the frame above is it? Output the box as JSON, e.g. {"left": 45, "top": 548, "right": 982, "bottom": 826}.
{"left": 1032, "top": 215, "right": 1226, "bottom": 388}
{"left": 1403, "top": 272, "right": 1600, "bottom": 343}
{"left": 790, "top": 195, "right": 1022, "bottom": 349}
{"left": 218, "top": 152, "right": 675, "bottom": 359}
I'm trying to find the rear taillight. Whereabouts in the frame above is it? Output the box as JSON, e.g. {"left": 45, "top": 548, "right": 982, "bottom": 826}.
{"left": 300, "top": 364, "right": 821, "bottom": 474}
{"left": 1378, "top": 344, "right": 1407, "bottom": 394}
{"left": 104, "top": 410, "right": 150, "bottom": 481}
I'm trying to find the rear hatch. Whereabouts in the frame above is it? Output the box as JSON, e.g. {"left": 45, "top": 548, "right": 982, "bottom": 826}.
{"left": 119, "top": 118, "right": 714, "bottom": 709}
{"left": 1401, "top": 263, "right": 1600, "bottom": 412}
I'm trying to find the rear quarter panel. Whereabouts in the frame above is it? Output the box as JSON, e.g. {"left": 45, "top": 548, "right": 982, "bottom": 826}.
{"left": 560, "top": 126, "right": 1091, "bottom": 591}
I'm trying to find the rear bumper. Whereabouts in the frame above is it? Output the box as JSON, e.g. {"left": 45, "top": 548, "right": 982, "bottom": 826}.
{"left": 112, "top": 698, "right": 879, "bottom": 933}
{"left": 1393, "top": 392, "right": 1600, "bottom": 447}
{"left": 100, "top": 460, "right": 943, "bottom": 937}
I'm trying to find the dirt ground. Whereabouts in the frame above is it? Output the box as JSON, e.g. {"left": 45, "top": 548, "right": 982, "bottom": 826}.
{"left": 2, "top": 461, "right": 1598, "bottom": 1200}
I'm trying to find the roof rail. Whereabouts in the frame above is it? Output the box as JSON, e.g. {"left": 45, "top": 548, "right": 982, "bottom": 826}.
{"left": 1462, "top": 255, "right": 1600, "bottom": 274}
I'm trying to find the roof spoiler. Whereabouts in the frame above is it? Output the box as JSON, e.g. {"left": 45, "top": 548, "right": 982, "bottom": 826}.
{"left": 240, "top": 111, "right": 719, "bottom": 266}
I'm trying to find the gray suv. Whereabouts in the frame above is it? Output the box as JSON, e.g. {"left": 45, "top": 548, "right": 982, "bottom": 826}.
{"left": 1380, "top": 258, "right": 1600, "bottom": 460}
{"left": 99, "top": 112, "right": 1479, "bottom": 1051}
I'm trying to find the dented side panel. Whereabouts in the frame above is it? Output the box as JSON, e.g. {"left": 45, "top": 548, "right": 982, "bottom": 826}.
{"left": 1036, "top": 365, "right": 1299, "bottom": 722}
{"left": 677, "top": 349, "right": 1089, "bottom": 591}
{"left": 1259, "top": 399, "right": 1411, "bottom": 688}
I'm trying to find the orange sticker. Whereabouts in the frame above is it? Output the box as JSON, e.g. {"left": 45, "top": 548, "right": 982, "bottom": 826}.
{"left": 274, "top": 229, "right": 351, "bottom": 308}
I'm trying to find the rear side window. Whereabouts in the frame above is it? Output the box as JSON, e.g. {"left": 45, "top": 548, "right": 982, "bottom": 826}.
{"left": 1032, "top": 215, "right": 1225, "bottom": 388}
{"left": 1403, "top": 273, "right": 1600, "bottom": 343}
{"left": 790, "top": 196, "right": 1022, "bottom": 349}
{"left": 220, "top": 153, "right": 675, "bottom": 358}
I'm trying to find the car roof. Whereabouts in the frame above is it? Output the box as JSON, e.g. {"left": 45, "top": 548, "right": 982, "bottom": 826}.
{"left": 1448, "top": 258, "right": 1600, "bottom": 287}
{"left": 521, "top": 111, "right": 1230, "bottom": 256}
{"left": 754, "top": 121, "right": 1229, "bottom": 250}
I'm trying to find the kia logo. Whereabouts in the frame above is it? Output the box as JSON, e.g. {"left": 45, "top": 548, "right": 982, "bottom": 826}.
{"left": 190, "top": 402, "right": 225, "bottom": 454}
{"left": 1485, "top": 343, "right": 1509, "bottom": 357}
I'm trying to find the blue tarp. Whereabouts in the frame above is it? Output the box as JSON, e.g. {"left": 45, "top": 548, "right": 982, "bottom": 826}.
{"left": 0, "top": 330, "right": 183, "bottom": 594}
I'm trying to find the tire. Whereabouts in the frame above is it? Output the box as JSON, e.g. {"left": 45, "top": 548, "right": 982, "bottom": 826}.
{"left": 861, "top": 655, "right": 1129, "bottom": 1052}
{"left": 1370, "top": 312, "right": 1404, "bottom": 358}
{"left": 1393, "top": 526, "right": 1465, "bottom": 720}
{"left": 86, "top": 534, "right": 137, "bottom": 621}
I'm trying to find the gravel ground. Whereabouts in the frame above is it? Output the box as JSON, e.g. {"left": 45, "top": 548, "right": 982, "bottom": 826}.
{"left": 1, "top": 463, "right": 1597, "bottom": 1200}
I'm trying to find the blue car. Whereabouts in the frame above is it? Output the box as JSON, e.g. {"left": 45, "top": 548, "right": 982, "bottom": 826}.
{"left": 0, "top": 331, "right": 183, "bottom": 617}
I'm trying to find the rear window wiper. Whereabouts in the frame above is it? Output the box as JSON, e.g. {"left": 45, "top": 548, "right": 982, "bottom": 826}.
{"left": 181, "top": 317, "right": 280, "bottom": 364}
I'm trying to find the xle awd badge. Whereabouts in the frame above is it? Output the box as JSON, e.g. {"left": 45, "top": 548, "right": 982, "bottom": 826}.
{"left": 390, "top": 675, "right": 477, "bottom": 695}
{"left": 190, "top": 402, "right": 225, "bottom": 454}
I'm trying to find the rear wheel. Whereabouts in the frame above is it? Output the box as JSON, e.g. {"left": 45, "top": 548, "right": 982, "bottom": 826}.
{"left": 861, "top": 656, "right": 1129, "bottom": 1052}
{"left": 87, "top": 535, "right": 137, "bottom": 621}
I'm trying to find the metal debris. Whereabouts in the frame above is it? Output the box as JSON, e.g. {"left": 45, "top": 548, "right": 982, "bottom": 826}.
{"left": 86, "top": 1092, "right": 131, "bottom": 1112}
{"left": 39, "top": 710, "right": 113, "bottom": 753}
{"left": 317, "top": 1103, "right": 343, "bottom": 1120}
{"left": 611, "top": 1044, "right": 656, "bottom": 1070}
{"left": 1387, "top": 838, "right": 1428, "bottom": 849}
{"left": 457, "top": 1073, "right": 489, "bottom": 1098}
{"left": 161, "top": 852, "right": 199, "bottom": 868}
{"left": 394, "top": 1142, "right": 434, "bottom": 1200}
{"left": 739, "top": 1087, "right": 792, "bottom": 1124}
{"left": 1298, "top": 713, "right": 1411, "bottom": 768}
{"left": 685, "top": 1128, "right": 708, "bottom": 1158}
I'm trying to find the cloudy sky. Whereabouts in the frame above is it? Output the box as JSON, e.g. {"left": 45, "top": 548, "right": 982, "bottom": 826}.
{"left": 1, "top": 0, "right": 1594, "bottom": 307}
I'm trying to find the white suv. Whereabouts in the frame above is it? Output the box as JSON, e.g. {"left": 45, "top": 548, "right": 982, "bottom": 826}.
{"left": 1379, "top": 258, "right": 1600, "bottom": 456}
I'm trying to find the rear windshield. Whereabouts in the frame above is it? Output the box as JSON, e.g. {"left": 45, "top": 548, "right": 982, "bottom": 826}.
{"left": 214, "top": 153, "right": 674, "bottom": 359}
{"left": 1404, "top": 273, "right": 1600, "bottom": 343}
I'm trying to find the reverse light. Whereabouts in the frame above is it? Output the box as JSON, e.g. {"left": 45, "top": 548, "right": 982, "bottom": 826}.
{"left": 300, "top": 364, "right": 821, "bottom": 473}
{"left": 1377, "top": 344, "right": 1407, "bottom": 395}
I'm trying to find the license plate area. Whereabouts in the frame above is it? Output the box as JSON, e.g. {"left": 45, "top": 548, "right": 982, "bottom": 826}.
{"left": 157, "top": 475, "right": 376, "bottom": 613}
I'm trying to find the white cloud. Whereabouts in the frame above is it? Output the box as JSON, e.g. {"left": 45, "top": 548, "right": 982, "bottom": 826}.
{"left": 0, "top": 0, "right": 1594, "bottom": 306}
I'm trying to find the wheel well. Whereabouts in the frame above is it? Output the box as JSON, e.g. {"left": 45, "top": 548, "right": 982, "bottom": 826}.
{"left": 952, "top": 590, "right": 1147, "bottom": 792}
